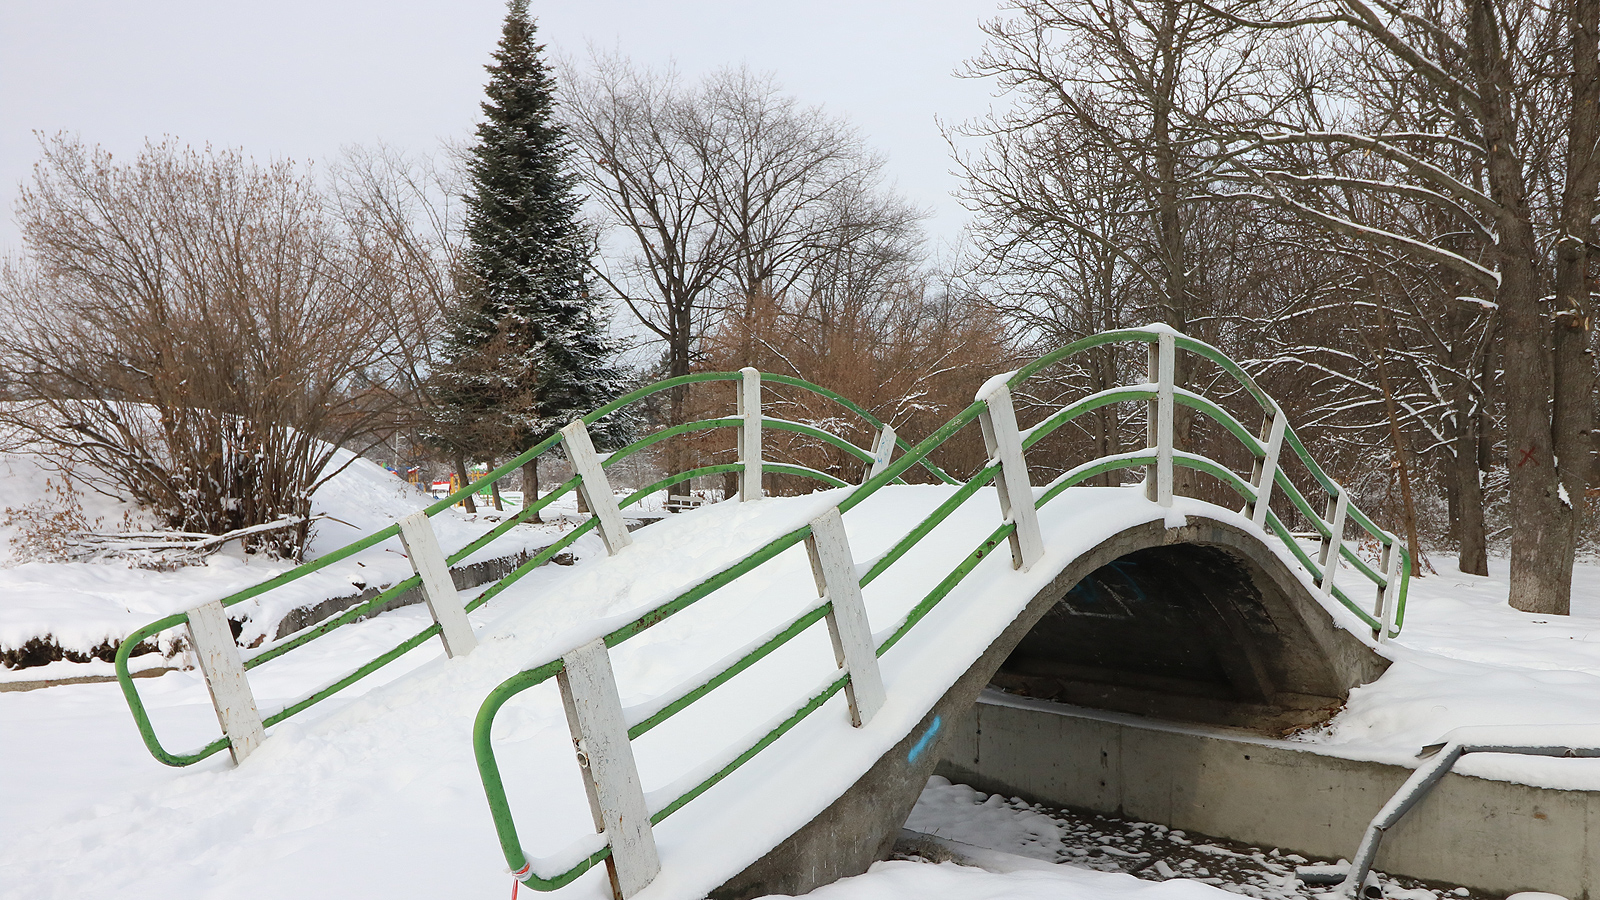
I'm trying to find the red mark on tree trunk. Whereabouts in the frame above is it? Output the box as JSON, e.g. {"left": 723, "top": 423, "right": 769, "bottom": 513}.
{"left": 1517, "top": 445, "right": 1540, "bottom": 468}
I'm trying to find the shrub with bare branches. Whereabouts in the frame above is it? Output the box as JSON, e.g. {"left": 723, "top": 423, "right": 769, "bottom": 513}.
{"left": 0, "top": 137, "right": 411, "bottom": 559}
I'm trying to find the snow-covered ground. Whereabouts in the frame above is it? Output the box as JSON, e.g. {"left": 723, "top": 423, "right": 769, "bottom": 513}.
{"left": 0, "top": 449, "right": 609, "bottom": 672}
{"left": 4, "top": 473, "right": 1600, "bottom": 900}
{"left": 1306, "top": 553, "right": 1600, "bottom": 789}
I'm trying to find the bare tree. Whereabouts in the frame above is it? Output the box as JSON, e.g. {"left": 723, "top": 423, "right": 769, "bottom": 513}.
{"left": 0, "top": 137, "right": 408, "bottom": 558}
{"left": 562, "top": 58, "right": 924, "bottom": 487}
{"left": 1213, "top": 0, "right": 1599, "bottom": 612}
{"left": 561, "top": 56, "right": 727, "bottom": 438}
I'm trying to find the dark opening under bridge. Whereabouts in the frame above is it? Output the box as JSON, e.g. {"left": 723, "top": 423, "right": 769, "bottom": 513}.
{"left": 114, "top": 326, "right": 1410, "bottom": 900}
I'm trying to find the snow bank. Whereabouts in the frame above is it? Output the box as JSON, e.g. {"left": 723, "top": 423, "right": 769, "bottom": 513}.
{"left": 1301, "top": 553, "right": 1600, "bottom": 788}
{"left": 0, "top": 447, "right": 578, "bottom": 665}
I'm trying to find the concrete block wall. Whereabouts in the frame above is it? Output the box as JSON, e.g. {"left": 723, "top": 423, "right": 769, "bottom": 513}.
{"left": 938, "top": 692, "right": 1600, "bottom": 899}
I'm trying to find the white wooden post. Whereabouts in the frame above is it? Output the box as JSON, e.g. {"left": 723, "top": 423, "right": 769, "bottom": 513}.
{"left": 977, "top": 379, "right": 1044, "bottom": 571}
{"left": 806, "top": 507, "right": 886, "bottom": 727}
{"left": 1319, "top": 485, "right": 1349, "bottom": 599}
{"left": 1249, "top": 410, "right": 1287, "bottom": 529}
{"left": 737, "top": 367, "right": 762, "bottom": 501}
{"left": 562, "top": 420, "right": 633, "bottom": 556}
{"left": 396, "top": 511, "right": 477, "bottom": 658}
{"left": 1376, "top": 537, "right": 1399, "bottom": 642}
{"left": 186, "top": 599, "right": 265, "bottom": 765}
{"left": 559, "top": 638, "right": 661, "bottom": 900}
{"left": 867, "top": 423, "right": 896, "bottom": 482}
{"left": 1145, "top": 331, "right": 1175, "bottom": 507}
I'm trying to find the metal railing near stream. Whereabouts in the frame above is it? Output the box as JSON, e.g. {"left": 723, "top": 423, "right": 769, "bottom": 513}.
{"left": 473, "top": 326, "right": 1413, "bottom": 899}
{"left": 115, "top": 369, "right": 947, "bottom": 767}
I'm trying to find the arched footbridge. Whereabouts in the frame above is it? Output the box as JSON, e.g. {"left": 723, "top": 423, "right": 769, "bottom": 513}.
{"left": 114, "top": 326, "right": 1409, "bottom": 900}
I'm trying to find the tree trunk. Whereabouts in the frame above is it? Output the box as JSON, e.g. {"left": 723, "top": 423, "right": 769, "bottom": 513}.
{"left": 453, "top": 453, "right": 476, "bottom": 514}
{"left": 1451, "top": 391, "right": 1490, "bottom": 576}
{"left": 1372, "top": 298, "right": 1427, "bottom": 576}
{"left": 521, "top": 457, "right": 542, "bottom": 523}
{"left": 1547, "top": 0, "right": 1600, "bottom": 609}
{"left": 1469, "top": 0, "right": 1571, "bottom": 612}
{"left": 1500, "top": 249, "right": 1569, "bottom": 612}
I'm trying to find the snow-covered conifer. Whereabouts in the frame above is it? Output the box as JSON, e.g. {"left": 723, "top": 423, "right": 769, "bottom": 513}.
{"left": 433, "top": 0, "right": 632, "bottom": 508}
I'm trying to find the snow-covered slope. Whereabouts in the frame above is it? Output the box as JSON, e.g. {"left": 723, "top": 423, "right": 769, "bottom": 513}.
{"left": 0, "top": 448, "right": 577, "bottom": 673}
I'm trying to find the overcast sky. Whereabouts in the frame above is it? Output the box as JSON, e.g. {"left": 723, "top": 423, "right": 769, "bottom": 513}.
{"left": 0, "top": 0, "right": 1010, "bottom": 257}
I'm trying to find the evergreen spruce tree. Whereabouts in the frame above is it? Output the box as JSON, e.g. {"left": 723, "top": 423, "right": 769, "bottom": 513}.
{"left": 435, "top": 0, "right": 632, "bottom": 515}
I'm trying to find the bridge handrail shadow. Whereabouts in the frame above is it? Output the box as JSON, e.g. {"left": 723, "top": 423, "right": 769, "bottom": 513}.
{"left": 114, "top": 371, "right": 936, "bottom": 767}
{"left": 474, "top": 325, "right": 1412, "bottom": 896}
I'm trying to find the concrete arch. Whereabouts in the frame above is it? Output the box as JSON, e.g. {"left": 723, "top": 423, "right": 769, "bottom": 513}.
{"left": 712, "top": 515, "right": 1390, "bottom": 900}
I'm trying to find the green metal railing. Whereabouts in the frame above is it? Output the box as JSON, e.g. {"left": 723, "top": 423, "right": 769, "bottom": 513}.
{"left": 114, "top": 371, "right": 934, "bottom": 767}
{"left": 473, "top": 326, "right": 1411, "bottom": 891}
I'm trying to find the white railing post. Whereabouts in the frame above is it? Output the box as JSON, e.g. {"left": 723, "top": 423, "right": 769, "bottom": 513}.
{"left": 1375, "top": 537, "right": 1399, "bottom": 641}
{"left": 867, "top": 423, "right": 896, "bottom": 482}
{"left": 737, "top": 367, "right": 762, "bottom": 501}
{"left": 1145, "top": 332, "right": 1175, "bottom": 507}
{"left": 558, "top": 638, "right": 661, "bottom": 900}
{"left": 977, "top": 378, "right": 1044, "bottom": 571}
{"left": 397, "top": 511, "right": 478, "bottom": 658}
{"left": 1319, "top": 485, "right": 1349, "bottom": 599}
{"left": 806, "top": 507, "right": 886, "bottom": 726}
{"left": 561, "top": 420, "right": 633, "bottom": 556}
{"left": 1249, "top": 410, "right": 1287, "bottom": 529}
{"left": 185, "top": 598, "right": 265, "bottom": 765}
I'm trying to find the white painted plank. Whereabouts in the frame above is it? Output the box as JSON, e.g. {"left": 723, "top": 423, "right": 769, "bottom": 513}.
{"left": 976, "top": 379, "right": 1044, "bottom": 571}
{"left": 1155, "top": 331, "right": 1175, "bottom": 507}
{"left": 1377, "top": 538, "right": 1399, "bottom": 641}
{"left": 186, "top": 599, "right": 265, "bottom": 765}
{"left": 868, "top": 423, "right": 896, "bottom": 482}
{"left": 737, "top": 367, "right": 762, "bottom": 501}
{"left": 1145, "top": 340, "right": 1159, "bottom": 502}
{"left": 1250, "top": 411, "right": 1287, "bottom": 529}
{"left": 1319, "top": 486, "right": 1349, "bottom": 599}
{"left": 559, "top": 638, "right": 660, "bottom": 899}
{"left": 396, "top": 511, "right": 477, "bottom": 658}
{"left": 806, "top": 507, "right": 886, "bottom": 726}
{"left": 562, "top": 420, "right": 633, "bottom": 556}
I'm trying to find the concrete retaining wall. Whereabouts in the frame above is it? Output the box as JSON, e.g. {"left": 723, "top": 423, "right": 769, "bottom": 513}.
{"left": 938, "top": 691, "right": 1600, "bottom": 899}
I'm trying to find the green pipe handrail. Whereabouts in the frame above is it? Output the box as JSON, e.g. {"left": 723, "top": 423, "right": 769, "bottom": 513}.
{"left": 474, "top": 326, "right": 1411, "bottom": 890}
{"left": 115, "top": 371, "right": 911, "bottom": 767}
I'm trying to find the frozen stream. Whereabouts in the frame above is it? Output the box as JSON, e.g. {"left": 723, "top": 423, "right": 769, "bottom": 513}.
{"left": 898, "top": 776, "right": 1485, "bottom": 900}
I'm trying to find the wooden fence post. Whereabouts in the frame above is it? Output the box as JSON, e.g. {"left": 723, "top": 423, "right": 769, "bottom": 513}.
{"left": 559, "top": 638, "right": 661, "bottom": 900}
{"left": 396, "top": 511, "right": 477, "bottom": 658}
{"left": 1319, "top": 485, "right": 1349, "bottom": 599}
{"left": 977, "top": 379, "right": 1044, "bottom": 571}
{"left": 868, "top": 424, "right": 896, "bottom": 482}
{"left": 1145, "top": 331, "right": 1175, "bottom": 507}
{"left": 562, "top": 420, "right": 633, "bottom": 556}
{"left": 806, "top": 507, "right": 886, "bottom": 726}
{"left": 1248, "top": 410, "right": 1287, "bottom": 529}
{"left": 737, "top": 367, "right": 763, "bottom": 501}
{"left": 186, "top": 599, "right": 266, "bottom": 764}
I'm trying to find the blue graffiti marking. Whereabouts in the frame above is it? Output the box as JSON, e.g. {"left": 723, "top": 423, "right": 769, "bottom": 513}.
{"left": 907, "top": 715, "right": 943, "bottom": 764}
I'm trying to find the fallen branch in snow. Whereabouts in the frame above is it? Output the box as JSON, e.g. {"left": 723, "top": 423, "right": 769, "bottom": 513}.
{"left": 63, "top": 515, "right": 327, "bottom": 566}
